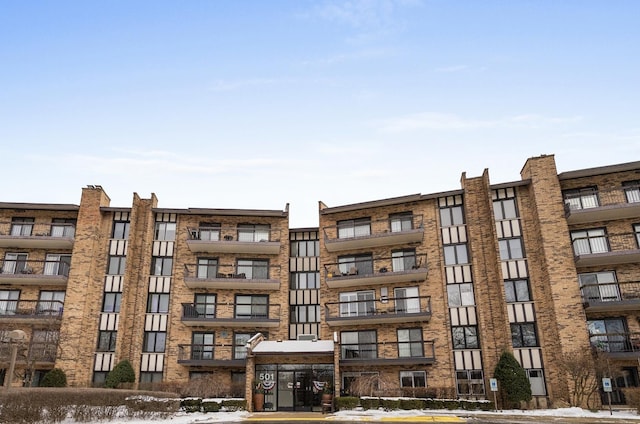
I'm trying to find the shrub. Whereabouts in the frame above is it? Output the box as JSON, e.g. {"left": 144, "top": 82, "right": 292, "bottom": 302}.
{"left": 400, "top": 398, "right": 425, "bottom": 410}
{"left": 202, "top": 400, "right": 221, "bottom": 412}
{"left": 221, "top": 399, "right": 246, "bottom": 411}
{"left": 181, "top": 398, "right": 203, "bottom": 413}
{"left": 380, "top": 398, "right": 401, "bottom": 410}
{"left": 335, "top": 396, "right": 359, "bottom": 410}
{"left": 41, "top": 368, "right": 67, "bottom": 387}
{"left": 105, "top": 359, "right": 136, "bottom": 389}
{"left": 494, "top": 351, "right": 532, "bottom": 408}
{"left": 359, "top": 397, "right": 379, "bottom": 409}
{"left": 623, "top": 388, "right": 640, "bottom": 414}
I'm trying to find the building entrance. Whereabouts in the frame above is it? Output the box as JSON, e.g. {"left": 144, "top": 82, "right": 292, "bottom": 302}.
{"left": 256, "top": 364, "right": 333, "bottom": 412}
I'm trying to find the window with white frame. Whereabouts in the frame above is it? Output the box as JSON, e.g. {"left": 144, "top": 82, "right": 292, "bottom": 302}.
{"left": 236, "top": 259, "right": 268, "bottom": 279}
{"left": 571, "top": 228, "right": 608, "bottom": 255}
{"left": 2, "top": 252, "right": 28, "bottom": 274}
{"left": 527, "top": 369, "right": 546, "bottom": 396}
{"left": 0, "top": 290, "right": 19, "bottom": 315}
{"left": 447, "top": 283, "right": 475, "bottom": 307}
{"left": 563, "top": 187, "right": 599, "bottom": 210}
{"left": 197, "top": 258, "right": 218, "bottom": 279}
{"left": 237, "top": 224, "right": 270, "bottom": 242}
{"left": 51, "top": 218, "right": 76, "bottom": 237}
{"left": 392, "top": 249, "right": 417, "bottom": 271}
{"left": 340, "top": 290, "right": 375, "bottom": 317}
{"left": 154, "top": 222, "right": 176, "bottom": 241}
{"left": 38, "top": 290, "right": 65, "bottom": 314}
{"left": 394, "top": 287, "right": 421, "bottom": 313}
{"left": 44, "top": 253, "right": 71, "bottom": 276}
{"left": 337, "top": 218, "right": 371, "bottom": 239}
{"left": 400, "top": 370, "right": 426, "bottom": 387}
{"left": 199, "top": 223, "right": 220, "bottom": 241}
{"left": 10, "top": 217, "right": 34, "bottom": 236}
{"left": 397, "top": 328, "right": 423, "bottom": 357}
{"left": 390, "top": 212, "right": 413, "bottom": 232}
{"left": 623, "top": 181, "right": 640, "bottom": 203}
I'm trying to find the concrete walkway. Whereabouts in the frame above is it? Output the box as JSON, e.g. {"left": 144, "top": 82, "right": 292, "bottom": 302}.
{"left": 244, "top": 412, "right": 465, "bottom": 422}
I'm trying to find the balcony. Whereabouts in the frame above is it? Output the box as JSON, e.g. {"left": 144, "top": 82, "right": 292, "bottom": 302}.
{"left": 324, "top": 254, "right": 427, "bottom": 289}
{"left": 183, "top": 264, "right": 280, "bottom": 290}
{"left": 323, "top": 215, "right": 424, "bottom": 252}
{"left": 0, "top": 300, "right": 64, "bottom": 324}
{"left": 572, "top": 233, "right": 640, "bottom": 267}
{"left": 325, "top": 295, "right": 431, "bottom": 326}
{"left": 185, "top": 226, "right": 281, "bottom": 254}
{"left": 0, "top": 222, "right": 75, "bottom": 249}
{"left": 564, "top": 185, "right": 640, "bottom": 224}
{"left": 0, "top": 259, "right": 70, "bottom": 286}
{"left": 0, "top": 342, "right": 57, "bottom": 366}
{"left": 339, "top": 340, "right": 435, "bottom": 366}
{"left": 181, "top": 302, "right": 281, "bottom": 328}
{"left": 581, "top": 281, "right": 640, "bottom": 313}
{"left": 590, "top": 332, "right": 640, "bottom": 360}
{"left": 177, "top": 344, "right": 245, "bottom": 367}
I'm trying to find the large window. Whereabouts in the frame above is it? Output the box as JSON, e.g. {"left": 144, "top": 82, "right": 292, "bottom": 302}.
{"left": 447, "top": 283, "right": 475, "bottom": 307}
{"left": 151, "top": 257, "right": 173, "bottom": 276}
{"left": 452, "top": 326, "right": 479, "bottom": 349}
{"left": 102, "top": 292, "right": 122, "bottom": 313}
{"left": 397, "top": 328, "right": 423, "bottom": 357}
{"left": 588, "top": 318, "right": 627, "bottom": 352}
{"left": 234, "top": 332, "right": 267, "bottom": 359}
{"left": 340, "top": 290, "right": 375, "bottom": 317}
{"left": 154, "top": 222, "right": 176, "bottom": 241}
{"left": 199, "top": 223, "right": 220, "bottom": 241}
{"left": 236, "top": 259, "right": 268, "bottom": 279}
{"left": 499, "top": 238, "right": 524, "bottom": 260}
{"left": 444, "top": 244, "right": 469, "bottom": 265}
{"left": 10, "top": 217, "right": 34, "bottom": 236}
{"left": 563, "top": 187, "right": 599, "bottom": 210}
{"left": 237, "top": 224, "right": 270, "bottom": 242}
{"left": 51, "top": 218, "right": 76, "bottom": 237}
{"left": 107, "top": 256, "right": 126, "bottom": 275}
{"left": 456, "top": 370, "right": 485, "bottom": 395}
{"left": 97, "top": 331, "right": 117, "bottom": 352}
{"left": 493, "top": 198, "right": 518, "bottom": 220}
{"left": 0, "top": 290, "right": 19, "bottom": 315}
{"left": 440, "top": 206, "right": 464, "bottom": 227}
{"left": 394, "top": 287, "right": 421, "bottom": 313}
{"left": 191, "top": 332, "right": 215, "bottom": 360}
{"left": 147, "top": 293, "right": 170, "bottom": 313}
{"left": 38, "top": 290, "right": 65, "bottom": 314}
{"left": 579, "top": 271, "right": 618, "bottom": 302}
{"left": 140, "top": 372, "right": 163, "bottom": 383}
{"left": 338, "top": 254, "right": 373, "bottom": 275}
{"left": 290, "top": 305, "right": 320, "bottom": 323}
{"left": 511, "top": 323, "right": 538, "bottom": 347}
{"left": 400, "top": 371, "right": 426, "bottom": 388}
{"left": 290, "top": 240, "right": 319, "bottom": 257}
{"left": 143, "top": 331, "right": 166, "bottom": 353}
{"left": 337, "top": 218, "right": 371, "bottom": 239}
{"left": 504, "top": 279, "right": 531, "bottom": 303}
{"left": 571, "top": 228, "right": 608, "bottom": 255}
{"left": 290, "top": 271, "right": 320, "bottom": 289}
{"left": 341, "top": 330, "right": 377, "bottom": 359}
{"left": 635, "top": 224, "right": 640, "bottom": 247}
{"left": 623, "top": 181, "right": 640, "bottom": 203}
{"left": 194, "top": 294, "right": 216, "bottom": 318}
{"left": 3, "top": 252, "right": 28, "bottom": 274}
{"left": 197, "top": 258, "right": 218, "bottom": 279}
{"left": 112, "top": 220, "right": 130, "bottom": 239}
{"left": 390, "top": 213, "right": 413, "bottom": 232}
{"left": 392, "top": 249, "right": 416, "bottom": 271}
{"left": 235, "top": 295, "right": 268, "bottom": 319}
{"left": 44, "top": 253, "right": 71, "bottom": 276}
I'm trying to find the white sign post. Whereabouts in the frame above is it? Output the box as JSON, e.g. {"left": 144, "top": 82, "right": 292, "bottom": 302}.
{"left": 602, "top": 378, "right": 613, "bottom": 415}
{"left": 489, "top": 378, "right": 498, "bottom": 411}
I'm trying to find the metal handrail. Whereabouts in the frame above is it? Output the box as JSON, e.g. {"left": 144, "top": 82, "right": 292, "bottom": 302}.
{"left": 340, "top": 340, "right": 436, "bottom": 360}
{"left": 323, "top": 214, "right": 424, "bottom": 241}
{"left": 183, "top": 263, "right": 281, "bottom": 279}
{"left": 0, "top": 258, "right": 71, "bottom": 277}
{"left": 323, "top": 253, "right": 427, "bottom": 278}
{"left": 324, "top": 295, "right": 431, "bottom": 319}
{"left": 186, "top": 226, "right": 281, "bottom": 242}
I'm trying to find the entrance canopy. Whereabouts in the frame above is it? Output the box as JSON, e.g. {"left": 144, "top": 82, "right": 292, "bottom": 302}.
{"left": 252, "top": 340, "right": 334, "bottom": 355}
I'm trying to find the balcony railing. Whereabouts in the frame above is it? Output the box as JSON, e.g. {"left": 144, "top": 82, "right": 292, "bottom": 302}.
{"left": 177, "top": 344, "right": 246, "bottom": 366}
{"left": 0, "top": 222, "right": 75, "bottom": 249}
{"left": 185, "top": 226, "right": 281, "bottom": 254}
{"left": 323, "top": 215, "right": 425, "bottom": 252}
{"left": 181, "top": 302, "right": 281, "bottom": 327}
{"left": 581, "top": 281, "right": 640, "bottom": 312}
{"left": 324, "top": 254, "right": 427, "bottom": 288}
{"left": 590, "top": 332, "right": 640, "bottom": 359}
{"left": 0, "top": 259, "right": 70, "bottom": 285}
{"left": 339, "top": 340, "right": 435, "bottom": 366}
{"left": 325, "top": 295, "right": 432, "bottom": 326}
{"left": 564, "top": 185, "right": 640, "bottom": 224}
{"left": 0, "top": 300, "right": 64, "bottom": 322}
{"left": 183, "top": 264, "right": 281, "bottom": 290}
{"left": 0, "top": 342, "right": 58, "bottom": 364}
{"left": 572, "top": 233, "right": 640, "bottom": 267}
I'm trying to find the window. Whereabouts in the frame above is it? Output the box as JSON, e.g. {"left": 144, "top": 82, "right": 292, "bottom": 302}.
{"left": 102, "top": 292, "right": 122, "bottom": 313}
{"left": 235, "top": 295, "right": 268, "bottom": 319}
{"left": 337, "top": 218, "right": 371, "bottom": 239}
{"left": 456, "top": 370, "right": 485, "bottom": 395}
{"left": 112, "top": 220, "right": 130, "bottom": 239}
{"left": 390, "top": 213, "right": 413, "bottom": 232}
{"left": 623, "top": 181, "right": 640, "bottom": 203}
{"left": 440, "top": 206, "right": 464, "bottom": 227}
{"left": 237, "top": 224, "right": 270, "bottom": 242}
{"left": 493, "top": 198, "right": 517, "bottom": 220}
{"left": 511, "top": 323, "right": 538, "bottom": 347}
{"left": 151, "top": 257, "right": 173, "bottom": 276}
{"left": 199, "top": 223, "right": 220, "bottom": 241}
{"left": 394, "top": 287, "right": 421, "bottom": 313}
{"left": 341, "top": 330, "right": 377, "bottom": 359}
{"left": 44, "top": 254, "right": 71, "bottom": 276}
{"left": 338, "top": 254, "right": 373, "bottom": 275}
{"left": 51, "top": 218, "right": 76, "bottom": 237}
{"left": 588, "top": 318, "right": 627, "bottom": 352}
{"left": 140, "top": 372, "right": 163, "bottom": 383}
{"left": 143, "top": 331, "right": 166, "bottom": 352}
{"left": 444, "top": 244, "right": 469, "bottom": 265}
{"left": 97, "top": 331, "right": 117, "bottom": 352}
{"left": 154, "top": 222, "right": 176, "bottom": 241}
{"left": 392, "top": 249, "right": 417, "bottom": 271}
{"left": 400, "top": 370, "right": 426, "bottom": 388}
{"left": 504, "top": 279, "right": 531, "bottom": 303}
{"left": 0, "top": 290, "right": 19, "bottom": 315}
{"left": 236, "top": 259, "right": 268, "bottom": 279}
{"left": 635, "top": 224, "right": 640, "bottom": 247}
{"left": 107, "top": 256, "right": 126, "bottom": 275}
{"left": 340, "top": 291, "right": 375, "bottom": 317}
{"left": 147, "top": 293, "right": 170, "bottom": 313}
{"left": 452, "top": 326, "right": 479, "bottom": 349}
{"left": 527, "top": 369, "right": 546, "bottom": 396}
{"left": 10, "top": 217, "right": 34, "bottom": 236}
{"left": 397, "top": 328, "right": 423, "bottom": 357}
{"left": 290, "top": 305, "right": 320, "bottom": 323}
{"left": 194, "top": 294, "right": 216, "bottom": 318}
{"left": 2, "top": 252, "right": 28, "bottom": 274}
{"left": 290, "top": 240, "right": 319, "bottom": 257}
{"left": 571, "top": 228, "right": 608, "bottom": 255}
{"left": 342, "top": 372, "right": 379, "bottom": 395}
{"left": 563, "top": 187, "right": 599, "bottom": 210}
{"left": 197, "top": 258, "right": 218, "bottom": 279}
{"left": 447, "top": 283, "right": 475, "bottom": 307}
{"left": 499, "top": 238, "right": 524, "bottom": 260}
{"left": 290, "top": 272, "right": 320, "bottom": 289}
{"left": 38, "top": 290, "right": 65, "bottom": 314}
{"left": 234, "top": 332, "right": 267, "bottom": 359}
{"left": 579, "top": 271, "right": 618, "bottom": 302}
{"left": 192, "top": 332, "right": 215, "bottom": 360}
{"left": 93, "top": 372, "right": 108, "bottom": 385}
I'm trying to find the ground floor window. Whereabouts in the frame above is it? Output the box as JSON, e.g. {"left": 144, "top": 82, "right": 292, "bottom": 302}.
{"left": 140, "top": 371, "right": 163, "bottom": 383}
{"left": 526, "top": 368, "right": 546, "bottom": 396}
{"left": 92, "top": 371, "right": 108, "bottom": 386}
{"left": 342, "top": 371, "right": 379, "bottom": 396}
{"left": 400, "top": 370, "right": 426, "bottom": 388}
{"left": 456, "top": 370, "right": 485, "bottom": 396}
{"left": 231, "top": 371, "right": 246, "bottom": 397}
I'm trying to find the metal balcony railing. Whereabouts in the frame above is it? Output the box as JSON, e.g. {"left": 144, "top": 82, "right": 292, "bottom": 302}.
{"left": 322, "top": 215, "right": 424, "bottom": 252}
{"left": 0, "top": 300, "right": 64, "bottom": 318}
{"left": 181, "top": 302, "right": 281, "bottom": 322}
{"left": 564, "top": 184, "right": 640, "bottom": 211}
{"left": 589, "top": 332, "right": 640, "bottom": 354}
{"left": 572, "top": 233, "right": 639, "bottom": 256}
{"left": 0, "top": 222, "right": 75, "bottom": 238}
{"left": 177, "top": 343, "right": 245, "bottom": 364}
{"left": 183, "top": 263, "right": 281, "bottom": 280}
{"left": 324, "top": 254, "right": 427, "bottom": 279}
{"left": 186, "top": 225, "right": 281, "bottom": 243}
{"left": 340, "top": 340, "right": 435, "bottom": 364}
{"left": 0, "top": 258, "right": 70, "bottom": 277}
{"left": 0, "top": 342, "right": 58, "bottom": 363}
{"left": 581, "top": 281, "right": 640, "bottom": 304}
{"left": 325, "top": 295, "right": 432, "bottom": 322}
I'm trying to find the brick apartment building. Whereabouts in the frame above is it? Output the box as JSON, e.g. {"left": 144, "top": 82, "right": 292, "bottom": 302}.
{"left": 1, "top": 154, "right": 639, "bottom": 411}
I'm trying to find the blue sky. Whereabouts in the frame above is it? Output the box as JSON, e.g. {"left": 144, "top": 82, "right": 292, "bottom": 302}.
{"left": 1, "top": 0, "right": 638, "bottom": 227}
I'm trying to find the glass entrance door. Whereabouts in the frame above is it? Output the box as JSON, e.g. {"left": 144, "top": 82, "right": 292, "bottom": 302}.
{"left": 277, "top": 370, "right": 313, "bottom": 411}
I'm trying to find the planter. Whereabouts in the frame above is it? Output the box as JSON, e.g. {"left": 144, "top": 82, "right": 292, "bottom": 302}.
{"left": 253, "top": 393, "right": 265, "bottom": 411}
